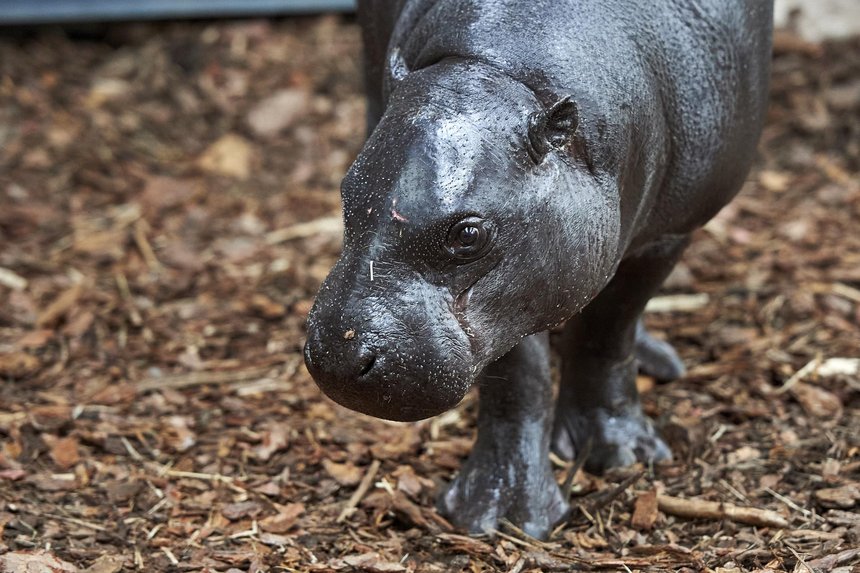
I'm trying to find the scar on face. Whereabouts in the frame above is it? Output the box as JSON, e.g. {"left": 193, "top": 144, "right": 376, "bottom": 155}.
{"left": 390, "top": 197, "right": 409, "bottom": 222}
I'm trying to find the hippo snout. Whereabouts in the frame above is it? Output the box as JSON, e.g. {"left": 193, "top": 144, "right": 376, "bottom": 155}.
{"left": 303, "top": 273, "right": 476, "bottom": 422}
{"left": 303, "top": 329, "right": 377, "bottom": 383}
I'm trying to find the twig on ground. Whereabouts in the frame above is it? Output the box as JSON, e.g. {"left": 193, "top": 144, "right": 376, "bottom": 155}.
{"left": 491, "top": 527, "right": 543, "bottom": 551}
{"left": 498, "top": 518, "right": 552, "bottom": 548}
{"left": 645, "top": 293, "right": 709, "bottom": 313}
{"left": 787, "top": 546, "right": 814, "bottom": 573}
{"left": 265, "top": 216, "right": 342, "bottom": 244}
{"left": 588, "top": 470, "right": 646, "bottom": 514}
{"left": 137, "top": 366, "right": 275, "bottom": 391}
{"left": 657, "top": 494, "right": 789, "bottom": 528}
{"left": 337, "top": 459, "right": 381, "bottom": 523}
{"left": 776, "top": 356, "right": 822, "bottom": 394}
{"left": 133, "top": 220, "right": 162, "bottom": 272}
{"left": 161, "top": 548, "right": 179, "bottom": 566}
{"left": 764, "top": 487, "right": 816, "bottom": 520}
{"left": 562, "top": 436, "right": 593, "bottom": 503}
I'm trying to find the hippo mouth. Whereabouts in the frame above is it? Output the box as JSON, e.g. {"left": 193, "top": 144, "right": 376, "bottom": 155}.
{"left": 310, "top": 356, "right": 474, "bottom": 422}
{"left": 303, "top": 317, "right": 476, "bottom": 422}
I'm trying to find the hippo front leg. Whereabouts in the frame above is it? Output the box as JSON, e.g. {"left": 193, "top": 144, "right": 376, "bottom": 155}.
{"left": 439, "top": 333, "right": 567, "bottom": 539}
{"left": 552, "top": 235, "right": 690, "bottom": 473}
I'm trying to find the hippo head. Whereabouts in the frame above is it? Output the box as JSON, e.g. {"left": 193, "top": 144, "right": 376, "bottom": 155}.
{"left": 305, "top": 59, "right": 620, "bottom": 421}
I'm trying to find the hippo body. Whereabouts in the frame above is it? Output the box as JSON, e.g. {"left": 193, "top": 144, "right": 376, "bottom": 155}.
{"left": 305, "top": 0, "right": 773, "bottom": 538}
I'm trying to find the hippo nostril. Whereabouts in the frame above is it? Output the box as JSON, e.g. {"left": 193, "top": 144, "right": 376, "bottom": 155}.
{"left": 357, "top": 351, "right": 376, "bottom": 378}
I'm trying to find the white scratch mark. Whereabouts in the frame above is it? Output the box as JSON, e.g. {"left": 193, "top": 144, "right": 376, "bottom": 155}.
{"left": 370, "top": 260, "right": 374, "bottom": 281}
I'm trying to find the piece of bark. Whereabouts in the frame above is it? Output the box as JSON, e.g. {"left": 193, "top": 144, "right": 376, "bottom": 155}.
{"left": 631, "top": 489, "right": 659, "bottom": 530}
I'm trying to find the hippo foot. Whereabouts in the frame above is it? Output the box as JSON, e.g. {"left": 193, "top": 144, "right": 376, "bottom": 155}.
{"left": 438, "top": 453, "right": 568, "bottom": 540}
{"left": 551, "top": 406, "right": 671, "bottom": 474}
{"left": 634, "top": 321, "right": 685, "bottom": 382}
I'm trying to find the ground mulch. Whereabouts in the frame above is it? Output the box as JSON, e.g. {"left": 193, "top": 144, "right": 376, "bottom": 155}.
{"left": 0, "top": 16, "right": 858, "bottom": 573}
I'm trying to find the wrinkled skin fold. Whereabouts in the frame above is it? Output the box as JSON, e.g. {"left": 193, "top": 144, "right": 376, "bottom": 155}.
{"left": 304, "top": 0, "right": 773, "bottom": 539}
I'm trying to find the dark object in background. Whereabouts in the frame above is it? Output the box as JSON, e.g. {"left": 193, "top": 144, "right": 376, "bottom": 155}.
{"left": 305, "top": 0, "right": 774, "bottom": 539}
{"left": 0, "top": 0, "right": 354, "bottom": 25}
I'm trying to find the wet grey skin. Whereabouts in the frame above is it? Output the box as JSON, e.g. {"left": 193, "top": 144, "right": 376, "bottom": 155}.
{"left": 304, "top": 0, "right": 773, "bottom": 539}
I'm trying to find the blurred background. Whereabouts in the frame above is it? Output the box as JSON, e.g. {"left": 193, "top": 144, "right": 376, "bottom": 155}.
{"left": 0, "top": 2, "right": 858, "bottom": 573}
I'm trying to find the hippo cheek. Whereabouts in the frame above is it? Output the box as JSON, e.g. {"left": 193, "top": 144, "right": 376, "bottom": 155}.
{"left": 304, "top": 286, "right": 476, "bottom": 422}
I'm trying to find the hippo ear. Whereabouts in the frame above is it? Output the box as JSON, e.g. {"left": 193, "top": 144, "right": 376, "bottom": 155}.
{"left": 527, "top": 96, "right": 579, "bottom": 163}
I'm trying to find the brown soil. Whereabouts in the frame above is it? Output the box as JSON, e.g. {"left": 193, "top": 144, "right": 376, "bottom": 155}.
{"left": 0, "top": 16, "right": 858, "bottom": 573}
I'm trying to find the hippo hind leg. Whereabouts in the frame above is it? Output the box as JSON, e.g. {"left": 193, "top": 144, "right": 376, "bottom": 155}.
{"left": 551, "top": 235, "right": 690, "bottom": 474}
{"left": 439, "top": 333, "right": 568, "bottom": 540}
{"left": 635, "top": 319, "right": 686, "bottom": 382}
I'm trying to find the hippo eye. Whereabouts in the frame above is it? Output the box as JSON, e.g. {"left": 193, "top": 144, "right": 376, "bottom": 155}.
{"left": 446, "top": 217, "right": 491, "bottom": 261}
{"left": 458, "top": 226, "right": 480, "bottom": 245}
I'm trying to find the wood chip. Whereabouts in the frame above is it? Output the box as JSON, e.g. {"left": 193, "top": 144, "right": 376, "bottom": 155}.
{"left": 0, "top": 551, "right": 79, "bottom": 572}
{"left": 631, "top": 489, "right": 659, "bottom": 530}
{"left": 82, "top": 555, "right": 124, "bottom": 573}
{"left": 36, "top": 284, "right": 83, "bottom": 327}
{"left": 341, "top": 552, "right": 406, "bottom": 573}
{"left": 645, "top": 293, "right": 710, "bottom": 313}
{"left": 259, "top": 502, "right": 304, "bottom": 533}
{"left": 814, "top": 484, "right": 860, "bottom": 509}
{"left": 0, "top": 266, "right": 27, "bottom": 290}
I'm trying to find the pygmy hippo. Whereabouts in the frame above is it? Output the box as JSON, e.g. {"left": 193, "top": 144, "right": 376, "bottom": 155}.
{"left": 304, "top": 0, "right": 773, "bottom": 538}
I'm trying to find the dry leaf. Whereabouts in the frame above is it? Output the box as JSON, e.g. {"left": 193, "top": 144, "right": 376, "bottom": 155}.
{"left": 322, "top": 459, "right": 363, "bottom": 487}
{"left": 814, "top": 484, "right": 860, "bottom": 509}
{"left": 104, "top": 480, "right": 141, "bottom": 504}
{"left": 790, "top": 382, "right": 843, "bottom": 419}
{"left": 0, "top": 351, "right": 40, "bottom": 379}
{"left": 162, "top": 416, "right": 196, "bottom": 453}
{"left": 254, "top": 424, "right": 289, "bottom": 461}
{"left": 0, "top": 469, "right": 27, "bottom": 481}
{"left": 727, "top": 445, "right": 761, "bottom": 464}
{"left": 221, "top": 500, "right": 264, "bottom": 521}
{"left": 259, "top": 502, "right": 304, "bottom": 533}
{"left": 342, "top": 553, "right": 407, "bottom": 573}
{"left": 197, "top": 134, "right": 255, "bottom": 180}
{"left": 565, "top": 530, "right": 608, "bottom": 549}
{"left": 392, "top": 465, "right": 432, "bottom": 499}
{"left": 391, "top": 491, "right": 431, "bottom": 530}
{"left": 247, "top": 88, "right": 310, "bottom": 138}
{"left": 29, "top": 405, "right": 73, "bottom": 430}
{"left": 16, "top": 330, "right": 54, "bottom": 349}
{"left": 758, "top": 170, "right": 791, "bottom": 192}
{"left": 49, "top": 437, "right": 81, "bottom": 470}
{"left": 250, "top": 293, "right": 287, "bottom": 319}
{"left": 82, "top": 555, "right": 124, "bottom": 573}
{"left": 139, "top": 176, "right": 196, "bottom": 213}
{"left": 0, "top": 551, "right": 79, "bottom": 573}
